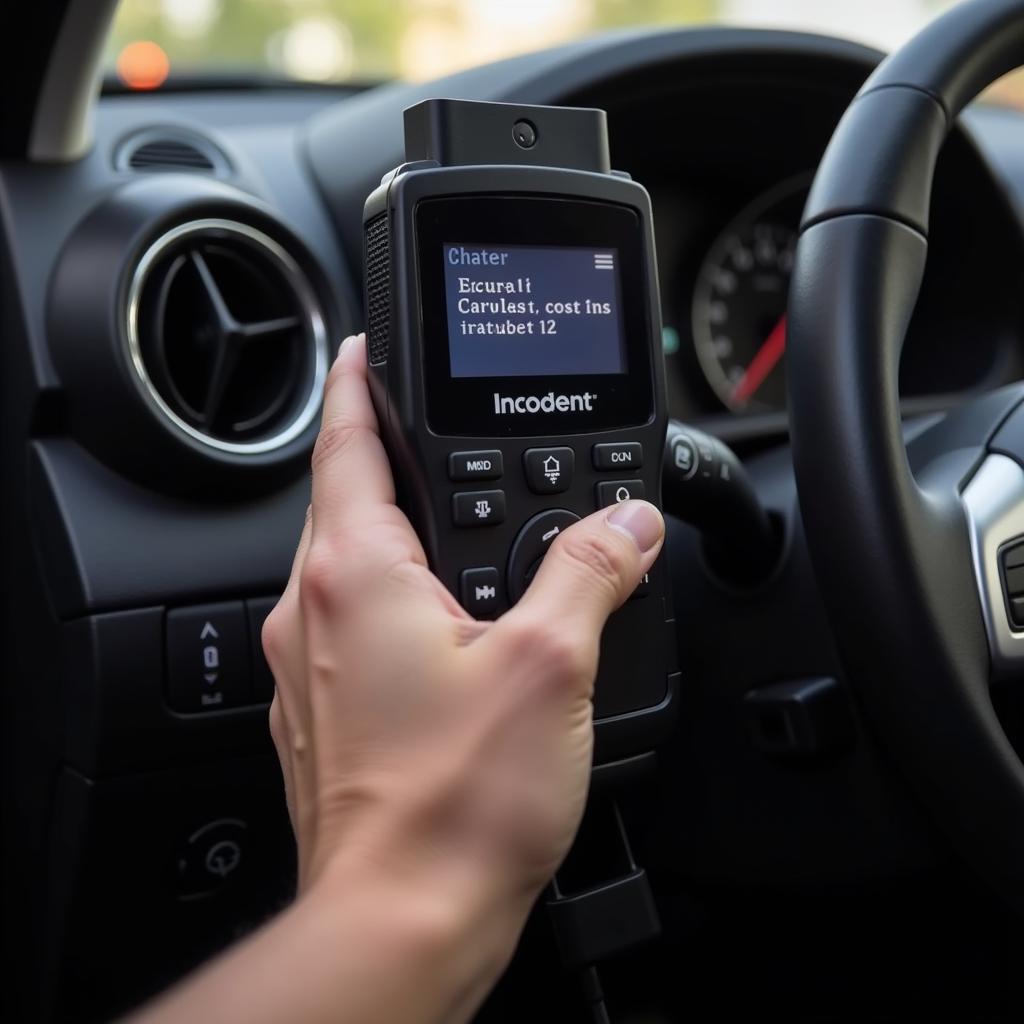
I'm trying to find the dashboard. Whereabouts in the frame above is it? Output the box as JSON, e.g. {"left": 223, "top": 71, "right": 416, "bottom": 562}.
{"left": 79, "top": 30, "right": 1024, "bottom": 453}
{"left": 7, "top": 23, "right": 1024, "bottom": 1023}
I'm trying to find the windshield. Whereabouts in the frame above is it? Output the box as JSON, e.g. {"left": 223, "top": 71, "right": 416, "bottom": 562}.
{"left": 106, "top": 0, "right": 1023, "bottom": 106}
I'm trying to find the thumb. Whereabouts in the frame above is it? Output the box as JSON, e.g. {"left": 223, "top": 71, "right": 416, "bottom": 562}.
{"left": 505, "top": 500, "right": 665, "bottom": 640}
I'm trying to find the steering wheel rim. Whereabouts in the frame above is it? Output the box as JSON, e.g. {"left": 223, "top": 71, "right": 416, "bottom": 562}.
{"left": 789, "top": 0, "right": 1024, "bottom": 900}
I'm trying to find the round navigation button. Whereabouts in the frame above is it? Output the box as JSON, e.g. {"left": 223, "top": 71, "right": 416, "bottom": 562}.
{"left": 507, "top": 509, "right": 581, "bottom": 603}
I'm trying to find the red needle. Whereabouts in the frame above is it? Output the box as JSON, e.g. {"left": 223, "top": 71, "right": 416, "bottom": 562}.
{"left": 730, "top": 314, "right": 786, "bottom": 405}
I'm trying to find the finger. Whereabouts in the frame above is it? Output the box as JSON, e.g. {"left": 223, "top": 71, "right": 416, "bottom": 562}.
{"left": 310, "top": 334, "right": 396, "bottom": 527}
{"left": 501, "top": 499, "right": 664, "bottom": 640}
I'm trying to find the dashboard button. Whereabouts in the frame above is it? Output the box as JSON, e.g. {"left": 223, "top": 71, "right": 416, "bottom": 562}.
{"left": 176, "top": 817, "right": 249, "bottom": 898}
{"left": 459, "top": 568, "right": 501, "bottom": 619}
{"left": 246, "top": 597, "right": 279, "bottom": 703}
{"left": 507, "top": 509, "right": 581, "bottom": 603}
{"left": 452, "top": 490, "right": 506, "bottom": 527}
{"left": 167, "top": 602, "right": 250, "bottom": 713}
{"left": 592, "top": 442, "right": 643, "bottom": 471}
{"left": 523, "top": 447, "right": 574, "bottom": 494}
{"left": 596, "top": 479, "right": 646, "bottom": 509}
{"left": 448, "top": 450, "right": 503, "bottom": 481}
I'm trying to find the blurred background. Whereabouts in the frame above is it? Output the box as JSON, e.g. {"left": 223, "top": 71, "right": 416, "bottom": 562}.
{"left": 106, "top": 0, "right": 1024, "bottom": 105}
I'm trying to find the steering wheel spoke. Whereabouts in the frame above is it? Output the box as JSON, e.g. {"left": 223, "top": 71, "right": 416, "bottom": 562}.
{"left": 789, "top": 0, "right": 1024, "bottom": 903}
{"left": 962, "top": 404, "right": 1024, "bottom": 679}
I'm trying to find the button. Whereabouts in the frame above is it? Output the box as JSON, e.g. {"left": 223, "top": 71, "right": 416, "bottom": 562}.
{"left": 452, "top": 490, "right": 506, "bottom": 526}
{"left": 246, "top": 596, "right": 279, "bottom": 703}
{"left": 460, "top": 568, "right": 501, "bottom": 618}
{"left": 596, "top": 479, "right": 646, "bottom": 509}
{"left": 166, "top": 602, "right": 250, "bottom": 713}
{"left": 1011, "top": 596, "right": 1024, "bottom": 628}
{"left": 1004, "top": 542, "right": 1024, "bottom": 570}
{"left": 448, "top": 450, "right": 503, "bottom": 482}
{"left": 592, "top": 442, "right": 643, "bottom": 471}
{"left": 1006, "top": 566, "right": 1024, "bottom": 594}
{"left": 507, "top": 509, "right": 581, "bottom": 602}
{"left": 671, "top": 435, "right": 699, "bottom": 479}
{"left": 523, "top": 447, "right": 574, "bottom": 494}
{"left": 176, "top": 817, "right": 249, "bottom": 898}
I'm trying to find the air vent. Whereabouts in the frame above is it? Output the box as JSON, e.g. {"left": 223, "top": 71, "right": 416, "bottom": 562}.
{"left": 125, "top": 220, "right": 328, "bottom": 455}
{"left": 116, "top": 128, "right": 229, "bottom": 175}
{"left": 130, "top": 139, "right": 214, "bottom": 171}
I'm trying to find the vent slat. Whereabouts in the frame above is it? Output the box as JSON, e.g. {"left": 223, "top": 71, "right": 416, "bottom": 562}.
{"left": 127, "top": 139, "right": 217, "bottom": 171}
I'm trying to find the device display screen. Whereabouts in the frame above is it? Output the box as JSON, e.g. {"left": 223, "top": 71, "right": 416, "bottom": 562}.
{"left": 416, "top": 195, "right": 654, "bottom": 436}
{"left": 442, "top": 244, "right": 625, "bottom": 378}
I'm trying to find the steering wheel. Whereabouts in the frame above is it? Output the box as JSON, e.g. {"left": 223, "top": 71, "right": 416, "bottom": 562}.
{"left": 789, "top": 0, "right": 1024, "bottom": 901}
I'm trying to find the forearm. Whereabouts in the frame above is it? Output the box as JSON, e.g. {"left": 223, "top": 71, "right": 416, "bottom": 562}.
{"left": 127, "top": 855, "right": 531, "bottom": 1024}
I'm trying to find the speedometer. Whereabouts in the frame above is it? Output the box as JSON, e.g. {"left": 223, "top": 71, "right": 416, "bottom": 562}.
{"left": 692, "top": 177, "right": 808, "bottom": 413}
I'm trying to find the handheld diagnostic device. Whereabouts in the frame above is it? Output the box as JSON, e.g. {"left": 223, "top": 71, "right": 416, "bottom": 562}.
{"left": 363, "top": 99, "right": 677, "bottom": 761}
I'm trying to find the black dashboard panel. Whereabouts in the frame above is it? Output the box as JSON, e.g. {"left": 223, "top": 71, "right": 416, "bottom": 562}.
{"left": 5, "top": 24, "right": 1024, "bottom": 1024}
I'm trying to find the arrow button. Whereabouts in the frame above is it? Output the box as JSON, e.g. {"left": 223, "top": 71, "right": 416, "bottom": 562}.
{"left": 166, "top": 602, "right": 252, "bottom": 714}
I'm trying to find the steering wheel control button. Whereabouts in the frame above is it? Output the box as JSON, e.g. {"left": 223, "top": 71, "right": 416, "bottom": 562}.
{"left": 1003, "top": 542, "right": 1024, "bottom": 569}
{"left": 167, "top": 602, "right": 251, "bottom": 713}
{"left": 507, "top": 509, "right": 581, "bottom": 603}
{"left": 448, "top": 450, "right": 503, "bottom": 482}
{"left": 246, "top": 596, "right": 280, "bottom": 703}
{"left": 523, "top": 447, "right": 574, "bottom": 494}
{"left": 452, "top": 489, "right": 506, "bottom": 527}
{"left": 596, "top": 479, "right": 646, "bottom": 509}
{"left": 1006, "top": 566, "right": 1024, "bottom": 595}
{"left": 999, "top": 539, "right": 1024, "bottom": 628}
{"left": 459, "top": 568, "right": 501, "bottom": 619}
{"left": 592, "top": 442, "right": 643, "bottom": 471}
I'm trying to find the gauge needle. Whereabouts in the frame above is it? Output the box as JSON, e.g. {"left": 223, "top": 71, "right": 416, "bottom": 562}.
{"left": 731, "top": 314, "right": 786, "bottom": 405}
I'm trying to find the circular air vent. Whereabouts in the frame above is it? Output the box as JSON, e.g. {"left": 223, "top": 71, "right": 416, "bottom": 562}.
{"left": 116, "top": 127, "right": 229, "bottom": 174}
{"left": 125, "top": 219, "right": 329, "bottom": 456}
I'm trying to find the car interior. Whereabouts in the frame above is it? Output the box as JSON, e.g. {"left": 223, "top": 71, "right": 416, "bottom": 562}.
{"left": 4, "top": 0, "right": 1024, "bottom": 1020}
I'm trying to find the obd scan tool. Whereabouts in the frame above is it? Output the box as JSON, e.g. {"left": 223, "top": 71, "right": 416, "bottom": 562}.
{"left": 363, "top": 99, "right": 677, "bottom": 763}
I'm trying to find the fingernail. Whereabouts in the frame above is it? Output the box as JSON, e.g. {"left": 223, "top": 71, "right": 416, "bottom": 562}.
{"left": 336, "top": 333, "right": 364, "bottom": 362}
{"left": 607, "top": 500, "right": 664, "bottom": 553}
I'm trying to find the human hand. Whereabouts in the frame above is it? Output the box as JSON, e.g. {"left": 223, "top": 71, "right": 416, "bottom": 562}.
{"left": 262, "top": 331, "right": 664, "bottom": 955}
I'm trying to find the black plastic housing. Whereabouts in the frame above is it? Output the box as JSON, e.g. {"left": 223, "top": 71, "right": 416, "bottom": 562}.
{"left": 362, "top": 103, "right": 677, "bottom": 760}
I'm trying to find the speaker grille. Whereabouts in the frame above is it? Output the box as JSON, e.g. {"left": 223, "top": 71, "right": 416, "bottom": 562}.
{"left": 364, "top": 214, "right": 391, "bottom": 365}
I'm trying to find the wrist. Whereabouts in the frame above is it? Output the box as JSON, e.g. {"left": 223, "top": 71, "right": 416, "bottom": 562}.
{"left": 302, "top": 847, "right": 534, "bottom": 1021}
